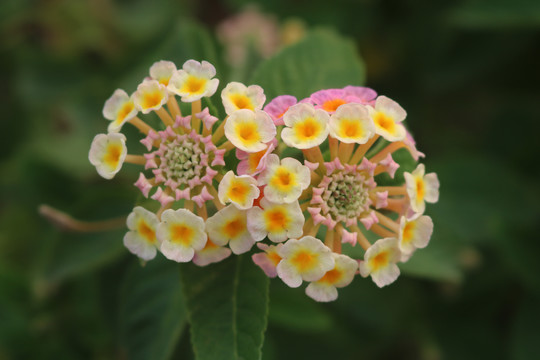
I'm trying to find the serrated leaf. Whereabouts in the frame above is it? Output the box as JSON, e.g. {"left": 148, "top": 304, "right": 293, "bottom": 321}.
{"left": 251, "top": 29, "right": 365, "bottom": 100}
{"left": 118, "top": 256, "right": 187, "bottom": 360}
{"left": 181, "top": 255, "right": 269, "bottom": 360}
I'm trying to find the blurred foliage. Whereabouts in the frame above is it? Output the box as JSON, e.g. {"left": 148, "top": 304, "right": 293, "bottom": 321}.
{"left": 1, "top": 0, "right": 539, "bottom": 359}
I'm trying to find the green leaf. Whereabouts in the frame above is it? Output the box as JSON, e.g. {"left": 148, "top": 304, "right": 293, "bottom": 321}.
{"left": 181, "top": 255, "right": 269, "bottom": 360}
{"left": 251, "top": 29, "right": 365, "bottom": 100}
{"left": 118, "top": 256, "right": 187, "bottom": 360}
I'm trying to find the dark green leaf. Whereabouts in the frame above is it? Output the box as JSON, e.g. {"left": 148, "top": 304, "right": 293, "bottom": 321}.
{"left": 181, "top": 255, "right": 269, "bottom": 360}
{"left": 118, "top": 256, "right": 187, "bottom": 360}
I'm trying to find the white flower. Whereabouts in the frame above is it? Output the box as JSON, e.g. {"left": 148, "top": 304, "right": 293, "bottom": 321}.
{"left": 281, "top": 103, "right": 329, "bottom": 149}
{"left": 88, "top": 133, "right": 127, "bottom": 179}
{"left": 123, "top": 206, "right": 159, "bottom": 261}
{"left": 167, "top": 60, "right": 219, "bottom": 102}
{"left": 404, "top": 163, "right": 440, "bottom": 214}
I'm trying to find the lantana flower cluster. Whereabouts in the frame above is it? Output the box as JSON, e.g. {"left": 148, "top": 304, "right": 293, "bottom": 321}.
{"left": 89, "top": 59, "right": 439, "bottom": 302}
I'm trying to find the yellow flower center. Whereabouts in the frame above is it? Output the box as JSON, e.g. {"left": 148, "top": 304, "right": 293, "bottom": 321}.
{"left": 248, "top": 149, "right": 266, "bottom": 172}
{"left": 416, "top": 177, "right": 425, "bottom": 202}
{"left": 142, "top": 91, "right": 163, "bottom": 109}
{"left": 319, "top": 268, "right": 342, "bottom": 285}
{"left": 104, "top": 144, "right": 122, "bottom": 168}
{"left": 271, "top": 167, "right": 296, "bottom": 192}
{"left": 369, "top": 251, "right": 389, "bottom": 271}
{"left": 291, "top": 250, "right": 316, "bottom": 272}
{"left": 137, "top": 220, "right": 156, "bottom": 244}
{"left": 224, "top": 217, "right": 246, "bottom": 239}
{"left": 231, "top": 94, "right": 253, "bottom": 110}
{"left": 402, "top": 221, "right": 415, "bottom": 244}
{"left": 294, "top": 118, "right": 321, "bottom": 141}
{"left": 268, "top": 250, "right": 282, "bottom": 266}
{"left": 322, "top": 99, "right": 346, "bottom": 112}
{"left": 183, "top": 76, "right": 206, "bottom": 94}
{"left": 265, "top": 208, "right": 289, "bottom": 231}
{"left": 236, "top": 122, "right": 261, "bottom": 145}
{"left": 339, "top": 119, "right": 363, "bottom": 139}
{"left": 374, "top": 112, "right": 396, "bottom": 134}
{"left": 228, "top": 180, "right": 251, "bottom": 204}
{"left": 158, "top": 77, "right": 170, "bottom": 86}
{"left": 171, "top": 224, "right": 194, "bottom": 245}
{"left": 116, "top": 102, "right": 134, "bottom": 123}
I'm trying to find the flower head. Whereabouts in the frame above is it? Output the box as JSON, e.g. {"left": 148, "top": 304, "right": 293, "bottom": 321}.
{"left": 221, "top": 82, "right": 266, "bottom": 115}
{"left": 168, "top": 60, "right": 219, "bottom": 102}
{"left": 258, "top": 155, "right": 310, "bottom": 203}
{"left": 225, "top": 109, "right": 276, "bottom": 152}
{"left": 123, "top": 206, "right": 159, "bottom": 261}
{"left": 281, "top": 103, "right": 329, "bottom": 149}
{"left": 359, "top": 238, "right": 402, "bottom": 287}
{"left": 329, "top": 103, "right": 375, "bottom": 144}
{"left": 218, "top": 171, "right": 260, "bottom": 209}
{"left": 247, "top": 198, "right": 304, "bottom": 243}
{"left": 404, "top": 163, "right": 440, "bottom": 214}
{"left": 368, "top": 95, "right": 407, "bottom": 141}
{"left": 157, "top": 209, "right": 207, "bottom": 263}
{"left": 276, "top": 236, "right": 335, "bottom": 288}
{"left": 149, "top": 60, "right": 177, "bottom": 86}
{"left": 305, "top": 253, "right": 358, "bottom": 302}
{"left": 205, "top": 205, "right": 255, "bottom": 254}
{"left": 89, "top": 133, "right": 127, "bottom": 179}
{"left": 398, "top": 213, "right": 433, "bottom": 257}
{"left": 133, "top": 80, "right": 169, "bottom": 114}
{"left": 102, "top": 89, "right": 138, "bottom": 132}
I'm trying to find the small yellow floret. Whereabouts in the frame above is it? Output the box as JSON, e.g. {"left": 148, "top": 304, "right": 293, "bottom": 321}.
{"left": 171, "top": 224, "right": 194, "bottom": 245}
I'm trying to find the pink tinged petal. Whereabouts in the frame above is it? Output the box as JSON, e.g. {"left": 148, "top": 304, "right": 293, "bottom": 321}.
{"left": 153, "top": 172, "right": 166, "bottom": 184}
{"left": 372, "top": 263, "right": 400, "bottom": 288}
{"left": 192, "top": 186, "right": 214, "bottom": 207}
{"left": 201, "top": 168, "right": 218, "bottom": 184}
{"left": 165, "top": 179, "right": 179, "bottom": 189}
{"left": 322, "top": 215, "right": 337, "bottom": 229}
{"left": 193, "top": 246, "right": 231, "bottom": 267}
{"left": 134, "top": 173, "right": 153, "bottom": 198}
{"left": 211, "top": 149, "right": 226, "bottom": 166}
{"left": 341, "top": 228, "right": 358, "bottom": 246}
{"left": 324, "top": 157, "right": 344, "bottom": 175}
{"left": 343, "top": 86, "right": 377, "bottom": 103}
{"left": 359, "top": 157, "right": 376, "bottom": 176}
{"left": 143, "top": 153, "right": 157, "bottom": 170}
{"left": 307, "top": 207, "right": 321, "bottom": 216}
{"left": 313, "top": 213, "right": 327, "bottom": 225}
{"left": 360, "top": 211, "right": 378, "bottom": 230}
{"left": 197, "top": 108, "right": 219, "bottom": 130}
{"left": 379, "top": 153, "right": 399, "bottom": 178}
{"left": 424, "top": 173, "right": 440, "bottom": 203}
{"left": 304, "top": 160, "right": 319, "bottom": 171}
{"left": 175, "top": 188, "right": 191, "bottom": 201}
{"left": 151, "top": 187, "right": 174, "bottom": 207}
{"left": 188, "top": 177, "right": 202, "bottom": 188}
{"left": 345, "top": 218, "right": 357, "bottom": 227}
{"left": 252, "top": 252, "right": 279, "bottom": 278}
{"left": 376, "top": 191, "right": 389, "bottom": 209}
{"left": 263, "top": 95, "right": 298, "bottom": 126}
{"left": 140, "top": 135, "right": 155, "bottom": 151}
{"left": 175, "top": 115, "right": 192, "bottom": 129}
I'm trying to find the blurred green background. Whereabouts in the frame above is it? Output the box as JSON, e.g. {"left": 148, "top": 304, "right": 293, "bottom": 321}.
{"left": 1, "top": 0, "right": 539, "bottom": 359}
